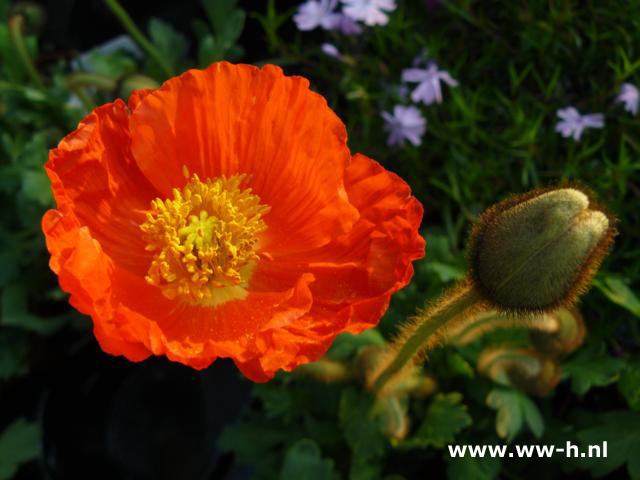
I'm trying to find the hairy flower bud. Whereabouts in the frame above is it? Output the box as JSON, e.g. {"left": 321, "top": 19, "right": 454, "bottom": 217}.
{"left": 469, "top": 187, "right": 615, "bottom": 312}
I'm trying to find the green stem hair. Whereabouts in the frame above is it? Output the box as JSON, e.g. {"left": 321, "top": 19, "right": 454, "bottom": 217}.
{"left": 372, "top": 284, "right": 483, "bottom": 393}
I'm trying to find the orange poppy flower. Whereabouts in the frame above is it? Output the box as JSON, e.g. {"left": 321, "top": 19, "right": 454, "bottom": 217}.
{"left": 42, "top": 62, "right": 425, "bottom": 381}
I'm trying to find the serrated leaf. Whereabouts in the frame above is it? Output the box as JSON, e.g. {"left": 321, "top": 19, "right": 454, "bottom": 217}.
{"left": 339, "top": 388, "right": 386, "bottom": 479}
{"left": 403, "top": 393, "right": 472, "bottom": 448}
{"left": 253, "top": 383, "right": 293, "bottom": 419}
{"left": 595, "top": 276, "right": 640, "bottom": 317}
{"left": 447, "top": 352, "right": 475, "bottom": 378}
{"left": 0, "top": 418, "right": 41, "bottom": 480}
{"left": 280, "top": 439, "right": 334, "bottom": 480}
{"left": 446, "top": 455, "right": 501, "bottom": 480}
{"left": 618, "top": 361, "right": 640, "bottom": 411}
{"left": 0, "top": 330, "right": 29, "bottom": 381}
{"left": 326, "top": 330, "right": 386, "bottom": 361}
{"left": 486, "top": 388, "right": 543, "bottom": 442}
{"left": 198, "top": 34, "right": 223, "bottom": 66}
{"left": 21, "top": 170, "right": 52, "bottom": 206}
{"left": 202, "top": 0, "right": 238, "bottom": 34}
{"left": 219, "top": 421, "right": 295, "bottom": 467}
{"left": 577, "top": 411, "right": 640, "bottom": 479}
{"left": 1, "top": 283, "right": 66, "bottom": 334}
{"left": 563, "top": 343, "right": 625, "bottom": 395}
{"left": 0, "top": 251, "right": 19, "bottom": 288}
{"left": 148, "top": 18, "right": 189, "bottom": 72}
{"left": 87, "top": 49, "right": 137, "bottom": 78}
{"left": 519, "top": 393, "right": 544, "bottom": 439}
{"left": 219, "top": 10, "right": 245, "bottom": 49}
{"left": 420, "top": 233, "right": 465, "bottom": 283}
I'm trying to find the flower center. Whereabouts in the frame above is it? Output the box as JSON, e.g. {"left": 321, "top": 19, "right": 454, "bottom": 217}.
{"left": 140, "top": 172, "right": 270, "bottom": 305}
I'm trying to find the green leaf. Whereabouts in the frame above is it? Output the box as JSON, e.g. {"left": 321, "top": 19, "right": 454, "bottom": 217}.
{"left": 219, "top": 420, "right": 295, "bottom": 470}
{"left": 563, "top": 343, "right": 626, "bottom": 395}
{"left": 595, "top": 275, "right": 640, "bottom": 317}
{"left": 519, "top": 393, "right": 544, "bottom": 439}
{"left": 253, "top": 383, "right": 293, "bottom": 419}
{"left": 446, "top": 352, "right": 475, "bottom": 378}
{"left": 0, "top": 418, "right": 41, "bottom": 480}
{"left": 339, "top": 388, "right": 386, "bottom": 479}
{"left": 576, "top": 411, "right": 640, "bottom": 479}
{"left": 218, "top": 10, "right": 245, "bottom": 50}
{"left": 0, "top": 251, "right": 19, "bottom": 288}
{"left": 87, "top": 49, "right": 137, "bottom": 78}
{"left": 202, "top": 0, "right": 238, "bottom": 34}
{"left": 618, "top": 360, "right": 640, "bottom": 411}
{"left": 446, "top": 455, "right": 501, "bottom": 480}
{"left": 198, "top": 34, "right": 223, "bottom": 66}
{"left": 1, "top": 283, "right": 67, "bottom": 334}
{"left": 0, "top": 330, "right": 29, "bottom": 381}
{"left": 403, "top": 393, "right": 472, "bottom": 448}
{"left": 326, "top": 330, "right": 386, "bottom": 362}
{"left": 148, "top": 18, "right": 189, "bottom": 72}
{"left": 486, "top": 388, "right": 543, "bottom": 442}
{"left": 280, "top": 439, "right": 335, "bottom": 480}
{"left": 420, "top": 233, "right": 465, "bottom": 283}
{"left": 21, "top": 169, "right": 51, "bottom": 206}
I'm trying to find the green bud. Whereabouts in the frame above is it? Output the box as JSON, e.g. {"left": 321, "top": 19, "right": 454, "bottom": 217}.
{"left": 469, "top": 187, "right": 615, "bottom": 312}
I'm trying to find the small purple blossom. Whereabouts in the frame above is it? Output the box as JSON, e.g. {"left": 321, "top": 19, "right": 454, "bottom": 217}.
{"left": 332, "top": 13, "right": 364, "bottom": 34}
{"left": 321, "top": 43, "right": 341, "bottom": 58}
{"left": 616, "top": 83, "right": 639, "bottom": 115}
{"left": 381, "top": 105, "right": 426, "bottom": 147}
{"left": 555, "top": 107, "right": 604, "bottom": 141}
{"left": 341, "top": 0, "right": 396, "bottom": 26}
{"left": 402, "top": 63, "right": 459, "bottom": 105}
{"left": 293, "top": 0, "right": 340, "bottom": 31}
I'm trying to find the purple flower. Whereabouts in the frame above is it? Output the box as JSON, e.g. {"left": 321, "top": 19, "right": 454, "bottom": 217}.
{"left": 402, "top": 63, "right": 458, "bottom": 105}
{"left": 616, "top": 83, "right": 639, "bottom": 115}
{"left": 321, "top": 43, "right": 341, "bottom": 58}
{"left": 332, "top": 13, "right": 363, "bottom": 34}
{"left": 381, "top": 105, "right": 426, "bottom": 147}
{"left": 555, "top": 107, "right": 604, "bottom": 141}
{"left": 341, "top": 0, "right": 396, "bottom": 26}
{"left": 293, "top": 0, "right": 340, "bottom": 31}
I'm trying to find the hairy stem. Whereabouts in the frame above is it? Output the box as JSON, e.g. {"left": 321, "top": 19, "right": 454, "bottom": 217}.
{"left": 372, "top": 284, "right": 482, "bottom": 393}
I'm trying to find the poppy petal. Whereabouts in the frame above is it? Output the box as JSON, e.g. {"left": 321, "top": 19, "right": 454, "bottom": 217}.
{"left": 46, "top": 99, "right": 157, "bottom": 275}
{"left": 129, "top": 62, "right": 359, "bottom": 254}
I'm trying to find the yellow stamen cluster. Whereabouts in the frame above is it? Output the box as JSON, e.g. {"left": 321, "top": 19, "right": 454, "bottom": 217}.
{"left": 140, "top": 172, "right": 270, "bottom": 305}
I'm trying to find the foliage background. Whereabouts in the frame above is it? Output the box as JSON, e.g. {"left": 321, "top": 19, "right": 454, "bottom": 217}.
{"left": 0, "top": 0, "right": 639, "bottom": 479}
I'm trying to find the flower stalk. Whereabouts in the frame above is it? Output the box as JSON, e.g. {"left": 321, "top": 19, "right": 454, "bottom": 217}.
{"left": 103, "top": 0, "right": 174, "bottom": 78}
{"left": 8, "top": 14, "right": 43, "bottom": 88}
{"left": 371, "top": 284, "right": 483, "bottom": 393}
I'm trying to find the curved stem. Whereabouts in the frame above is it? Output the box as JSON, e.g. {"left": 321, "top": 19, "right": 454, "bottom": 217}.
{"left": 65, "top": 72, "right": 117, "bottom": 91}
{"left": 373, "top": 284, "right": 482, "bottom": 393}
{"left": 103, "top": 0, "right": 174, "bottom": 78}
{"left": 8, "top": 15, "right": 43, "bottom": 88}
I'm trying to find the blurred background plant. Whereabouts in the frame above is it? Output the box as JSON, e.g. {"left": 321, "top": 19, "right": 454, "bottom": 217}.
{"left": 1, "top": 0, "right": 639, "bottom": 479}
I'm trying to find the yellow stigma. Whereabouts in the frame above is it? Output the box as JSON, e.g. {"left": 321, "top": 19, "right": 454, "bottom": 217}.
{"left": 140, "top": 173, "right": 270, "bottom": 305}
